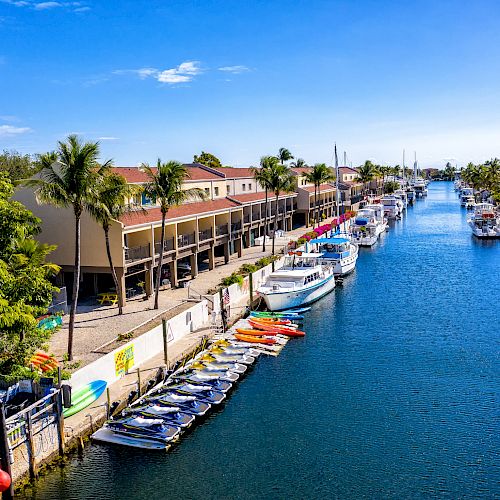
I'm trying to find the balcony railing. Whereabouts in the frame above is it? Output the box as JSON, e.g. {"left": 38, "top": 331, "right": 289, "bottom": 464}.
{"left": 125, "top": 244, "right": 150, "bottom": 262}
{"left": 216, "top": 224, "right": 229, "bottom": 236}
{"left": 178, "top": 233, "right": 196, "bottom": 248}
{"left": 252, "top": 212, "right": 261, "bottom": 221}
{"left": 199, "top": 228, "right": 213, "bottom": 241}
{"left": 154, "top": 237, "right": 174, "bottom": 255}
{"left": 231, "top": 222, "right": 242, "bottom": 234}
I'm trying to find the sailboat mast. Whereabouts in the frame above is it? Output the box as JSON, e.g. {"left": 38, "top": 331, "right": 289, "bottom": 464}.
{"left": 335, "top": 144, "right": 340, "bottom": 221}
{"left": 413, "top": 151, "right": 417, "bottom": 181}
{"left": 402, "top": 149, "right": 405, "bottom": 185}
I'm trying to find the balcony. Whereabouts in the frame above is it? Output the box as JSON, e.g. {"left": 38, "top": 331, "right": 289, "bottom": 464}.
{"left": 243, "top": 214, "right": 251, "bottom": 224}
{"left": 125, "top": 244, "right": 150, "bottom": 263}
{"left": 199, "top": 228, "right": 213, "bottom": 241}
{"left": 252, "top": 212, "right": 261, "bottom": 222}
{"left": 350, "top": 194, "right": 364, "bottom": 205}
{"left": 216, "top": 224, "right": 229, "bottom": 237}
{"left": 154, "top": 237, "right": 175, "bottom": 255}
{"left": 178, "top": 233, "right": 196, "bottom": 248}
{"left": 231, "top": 222, "right": 242, "bottom": 235}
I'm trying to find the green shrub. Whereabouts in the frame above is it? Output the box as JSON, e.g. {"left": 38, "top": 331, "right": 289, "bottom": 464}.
{"left": 239, "top": 263, "right": 258, "bottom": 276}
{"left": 220, "top": 272, "right": 244, "bottom": 287}
{"left": 297, "top": 237, "right": 306, "bottom": 245}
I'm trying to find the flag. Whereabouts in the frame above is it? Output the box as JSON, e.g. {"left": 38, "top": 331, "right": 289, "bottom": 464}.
{"left": 223, "top": 288, "right": 230, "bottom": 305}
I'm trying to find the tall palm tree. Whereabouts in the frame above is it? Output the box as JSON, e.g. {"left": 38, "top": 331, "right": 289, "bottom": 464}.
{"left": 266, "top": 162, "right": 296, "bottom": 254}
{"left": 357, "top": 161, "right": 376, "bottom": 196}
{"left": 87, "top": 172, "right": 141, "bottom": 315}
{"left": 252, "top": 156, "right": 276, "bottom": 252}
{"left": 304, "top": 163, "right": 335, "bottom": 228}
{"left": 24, "top": 135, "right": 110, "bottom": 360}
{"left": 290, "top": 158, "right": 306, "bottom": 169}
{"left": 142, "top": 160, "right": 205, "bottom": 310}
{"left": 278, "top": 147, "right": 294, "bottom": 165}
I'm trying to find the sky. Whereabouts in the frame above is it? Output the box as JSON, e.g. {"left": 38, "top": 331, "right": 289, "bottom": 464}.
{"left": 1, "top": 0, "right": 500, "bottom": 168}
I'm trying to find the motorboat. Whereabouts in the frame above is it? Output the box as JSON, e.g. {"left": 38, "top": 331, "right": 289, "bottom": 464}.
{"left": 467, "top": 203, "right": 500, "bottom": 238}
{"left": 394, "top": 189, "right": 408, "bottom": 208}
{"left": 160, "top": 387, "right": 226, "bottom": 404}
{"left": 413, "top": 179, "right": 428, "bottom": 197}
{"left": 460, "top": 188, "right": 474, "bottom": 206}
{"left": 464, "top": 196, "right": 476, "bottom": 209}
{"left": 91, "top": 427, "right": 171, "bottom": 450}
{"left": 188, "top": 360, "right": 247, "bottom": 375}
{"left": 105, "top": 416, "right": 181, "bottom": 444}
{"left": 201, "top": 351, "right": 256, "bottom": 365}
{"left": 122, "top": 404, "right": 195, "bottom": 428}
{"left": 350, "top": 204, "right": 387, "bottom": 246}
{"left": 309, "top": 235, "right": 358, "bottom": 275}
{"left": 406, "top": 188, "right": 416, "bottom": 204}
{"left": 173, "top": 367, "right": 239, "bottom": 383}
{"left": 381, "top": 195, "right": 403, "bottom": 219}
{"left": 256, "top": 252, "right": 336, "bottom": 311}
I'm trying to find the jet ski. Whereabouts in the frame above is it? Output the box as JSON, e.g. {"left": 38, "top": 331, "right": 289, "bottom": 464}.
{"left": 200, "top": 351, "right": 256, "bottom": 366}
{"left": 161, "top": 386, "right": 226, "bottom": 404}
{"left": 144, "top": 393, "right": 211, "bottom": 416}
{"left": 173, "top": 368, "right": 239, "bottom": 383}
{"left": 122, "top": 404, "right": 195, "bottom": 428}
{"left": 105, "top": 416, "right": 181, "bottom": 444}
{"left": 188, "top": 360, "right": 247, "bottom": 375}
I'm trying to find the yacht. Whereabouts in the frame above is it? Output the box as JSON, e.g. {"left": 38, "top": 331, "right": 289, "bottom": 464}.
{"left": 413, "top": 179, "right": 428, "bottom": 197}
{"left": 460, "top": 188, "right": 474, "bottom": 206}
{"left": 350, "top": 204, "right": 387, "bottom": 246}
{"left": 256, "top": 252, "right": 336, "bottom": 311}
{"left": 381, "top": 195, "right": 403, "bottom": 219}
{"left": 310, "top": 234, "right": 359, "bottom": 275}
{"left": 394, "top": 189, "right": 408, "bottom": 209}
{"left": 467, "top": 203, "right": 500, "bottom": 238}
{"left": 464, "top": 196, "right": 476, "bottom": 210}
{"left": 406, "top": 188, "right": 416, "bottom": 204}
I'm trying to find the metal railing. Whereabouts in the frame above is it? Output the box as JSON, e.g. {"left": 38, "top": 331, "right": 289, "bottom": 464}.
{"left": 216, "top": 224, "right": 229, "bottom": 236}
{"left": 199, "top": 228, "right": 213, "bottom": 241}
{"left": 178, "top": 233, "right": 196, "bottom": 248}
{"left": 154, "top": 237, "right": 175, "bottom": 255}
{"left": 124, "top": 244, "right": 150, "bottom": 262}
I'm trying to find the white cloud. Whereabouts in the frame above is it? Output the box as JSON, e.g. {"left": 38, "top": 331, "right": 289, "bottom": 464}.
{"left": 97, "top": 136, "right": 119, "bottom": 141}
{"left": 73, "top": 5, "right": 89, "bottom": 11}
{"left": 114, "top": 61, "right": 202, "bottom": 85}
{"left": 218, "top": 65, "right": 250, "bottom": 74}
{"left": 1, "top": 0, "right": 89, "bottom": 11}
{"left": 34, "top": 1, "right": 61, "bottom": 9}
{"left": 0, "top": 125, "right": 32, "bottom": 136}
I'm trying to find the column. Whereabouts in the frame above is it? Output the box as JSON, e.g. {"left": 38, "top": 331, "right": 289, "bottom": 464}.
{"left": 235, "top": 238, "right": 243, "bottom": 258}
{"left": 189, "top": 252, "right": 198, "bottom": 279}
{"left": 168, "top": 260, "right": 178, "bottom": 288}
{"left": 115, "top": 267, "right": 126, "bottom": 307}
{"left": 208, "top": 245, "right": 215, "bottom": 270}
{"left": 223, "top": 241, "right": 230, "bottom": 264}
{"left": 145, "top": 262, "right": 153, "bottom": 296}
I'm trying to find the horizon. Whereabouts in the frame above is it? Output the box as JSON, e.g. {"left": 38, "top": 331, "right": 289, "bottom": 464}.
{"left": 1, "top": 0, "right": 500, "bottom": 168}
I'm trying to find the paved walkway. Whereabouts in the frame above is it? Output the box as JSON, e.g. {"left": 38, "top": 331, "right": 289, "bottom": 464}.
{"left": 48, "top": 221, "right": 329, "bottom": 365}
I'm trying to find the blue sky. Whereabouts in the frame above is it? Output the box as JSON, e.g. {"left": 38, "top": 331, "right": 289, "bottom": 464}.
{"left": 1, "top": 0, "right": 500, "bottom": 168}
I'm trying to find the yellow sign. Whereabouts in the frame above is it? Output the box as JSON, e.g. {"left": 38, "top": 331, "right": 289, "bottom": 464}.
{"left": 114, "top": 345, "right": 134, "bottom": 377}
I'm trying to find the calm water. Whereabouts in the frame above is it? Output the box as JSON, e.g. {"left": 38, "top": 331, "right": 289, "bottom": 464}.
{"left": 26, "top": 182, "right": 499, "bottom": 500}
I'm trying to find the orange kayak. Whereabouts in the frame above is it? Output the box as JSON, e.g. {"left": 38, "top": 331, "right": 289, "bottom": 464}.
{"left": 248, "top": 319, "right": 305, "bottom": 336}
{"left": 234, "top": 333, "right": 276, "bottom": 345}
{"left": 250, "top": 317, "right": 292, "bottom": 326}
{"left": 29, "top": 352, "right": 59, "bottom": 372}
{"left": 236, "top": 328, "right": 277, "bottom": 336}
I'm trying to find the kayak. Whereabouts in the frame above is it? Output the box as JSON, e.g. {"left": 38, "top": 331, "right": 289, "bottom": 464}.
{"left": 249, "top": 317, "right": 293, "bottom": 326}
{"left": 247, "top": 319, "right": 305, "bottom": 337}
{"left": 236, "top": 328, "right": 277, "bottom": 337}
{"left": 250, "top": 312, "right": 304, "bottom": 320}
{"left": 282, "top": 307, "right": 311, "bottom": 313}
{"left": 29, "top": 352, "right": 59, "bottom": 372}
{"left": 233, "top": 334, "right": 277, "bottom": 345}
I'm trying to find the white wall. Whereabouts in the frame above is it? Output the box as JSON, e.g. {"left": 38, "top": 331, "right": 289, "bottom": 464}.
{"left": 70, "top": 300, "right": 209, "bottom": 389}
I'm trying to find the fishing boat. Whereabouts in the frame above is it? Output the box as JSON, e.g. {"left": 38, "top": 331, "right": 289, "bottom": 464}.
{"left": 256, "top": 252, "right": 335, "bottom": 311}
{"left": 350, "top": 204, "right": 387, "bottom": 246}
{"left": 467, "top": 203, "right": 500, "bottom": 238}
{"left": 309, "top": 234, "right": 358, "bottom": 275}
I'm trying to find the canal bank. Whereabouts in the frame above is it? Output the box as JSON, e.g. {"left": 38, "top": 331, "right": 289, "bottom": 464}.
{"left": 23, "top": 182, "right": 499, "bottom": 499}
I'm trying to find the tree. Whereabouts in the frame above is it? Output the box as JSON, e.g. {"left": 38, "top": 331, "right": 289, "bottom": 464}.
{"left": 0, "top": 174, "right": 59, "bottom": 379}
{"left": 23, "top": 135, "right": 111, "bottom": 360}
{"left": 384, "top": 180, "right": 399, "bottom": 194}
{"left": 266, "top": 162, "right": 295, "bottom": 254}
{"left": 291, "top": 158, "right": 307, "bottom": 169}
{"left": 0, "top": 150, "right": 39, "bottom": 181}
{"left": 252, "top": 157, "right": 277, "bottom": 252}
{"left": 278, "top": 148, "right": 293, "bottom": 165}
{"left": 443, "top": 162, "right": 456, "bottom": 180}
{"left": 304, "top": 163, "right": 335, "bottom": 227}
{"left": 142, "top": 160, "right": 206, "bottom": 309}
{"left": 193, "top": 151, "right": 222, "bottom": 169}
{"left": 357, "top": 161, "right": 376, "bottom": 196}
{"left": 87, "top": 173, "right": 141, "bottom": 315}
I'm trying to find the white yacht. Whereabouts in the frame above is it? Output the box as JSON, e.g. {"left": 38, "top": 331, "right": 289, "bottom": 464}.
{"left": 350, "top": 204, "right": 387, "bottom": 246}
{"left": 460, "top": 188, "right": 474, "bottom": 206}
{"left": 256, "top": 252, "right": 336, "bottom": 311}
{"left": 413, "top": 179, "right": 428, "bottom": 197}
{"left": 394, "top": 189, "right": 408, "bottom": 209}
{"left": 381, "top": 195, "right": 403, "bottom": 219}
{"left": 464, "top": 195, "right": 476, "bottom": 210}
{"left": 467, "top": 203, "right": 500, "bottom": 238}
{"left": 309, "top": 235, "right": 358, "bottom": 275}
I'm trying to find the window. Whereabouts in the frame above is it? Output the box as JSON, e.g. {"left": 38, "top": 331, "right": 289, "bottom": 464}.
{"left": 227, "top": 185, "right": 230, "bottom": 194}
{"left": 248, "top": 183, "right": 252, "bottom": 190}
{"left": 242, "top": 184, "right": 246, "bottom": 191}
{"left": 205, "top": 188, "right": 210, "bottom": 196}
{"left": 214, "top": 187, "right": 219, "bottom": 196}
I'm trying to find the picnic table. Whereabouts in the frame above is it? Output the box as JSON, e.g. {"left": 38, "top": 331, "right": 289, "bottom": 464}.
{"left": 97, "top": 292, "right": 118, "bottom": 305}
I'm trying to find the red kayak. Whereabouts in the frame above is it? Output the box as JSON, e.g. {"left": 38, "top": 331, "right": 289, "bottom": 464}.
{"left": 248, "top": 319, "right": 305, "bottom": 337}
{"left": 234, "top": 333, "right": 277, "bottom": 345}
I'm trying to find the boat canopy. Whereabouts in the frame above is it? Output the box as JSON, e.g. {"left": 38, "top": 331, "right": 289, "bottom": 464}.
{"left": 310, "top": 237, "right": 350, "bottom": 245}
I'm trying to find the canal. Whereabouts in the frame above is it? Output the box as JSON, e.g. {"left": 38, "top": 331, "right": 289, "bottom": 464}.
{"left": 26, "top": 182, "right": 499, "bottom": 499}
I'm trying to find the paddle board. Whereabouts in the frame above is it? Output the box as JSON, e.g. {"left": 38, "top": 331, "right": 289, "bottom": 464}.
{"left": 63, "top": 380, "right": 107, "bottom": 418}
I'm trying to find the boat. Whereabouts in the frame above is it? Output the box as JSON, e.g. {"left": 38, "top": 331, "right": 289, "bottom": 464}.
{"left": 236, "top": 328, "right": 277, "bottom": 336}
{"left": 247, "top": 319, "right": 305, "bottom": 337}
{"left": 105, "top": 416, "right": 181, "bottom": 444}
{"left": 167, "top": 377, "right": 233, "bottom": 394}
{"left": 413, "top": 179, "right": 428, "bottom": 197}
{"left": 256, "top": 252, "right": 336, "bottom": 311}
{"left": 144, "top": 394, "right": 211, "bottom": 416}
{"left": 249, "top": 311, "right": 304, "bottom": 321}
{"left": 350, "top": 204, "right": 387, "bottom": 246}
{"left": 309, "top": 235, "right": 358, "bottom": 275}
{"left": 381, "top": 194, "right": 403, "bottom": 219}
{"left": 464, "top": 196, "right": 476, "bottom": 209}
{"left": 233, "top": 333, "right": 277, "bottom": 344}
{"left": 460, "top": 188, "right": 474, "bottom": 206}
{"left": 467, "top": 203, "right": 500, "bottom": 238}
{"left": 202, "top": 351, "right": 256, "bottom": 365}
{"left": 92, "top": 427, "right": 170, "bottom": 450}
{"left": 174, "top": 368, "right": 239, "bottom": 383}
{"left": 122, "top": 404, "right": 195, "bottom": 428}
{"left": 248, "top": 317, "right": 293, "bottom": 325}
{"left": 161, "top": 387, "right": 226, "bottom": 404}
{"left": 188, "top": 360, "right": 247, "bottom": 375}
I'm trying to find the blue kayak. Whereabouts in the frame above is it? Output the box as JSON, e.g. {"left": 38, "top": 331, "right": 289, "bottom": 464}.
{"left": 281, "top": 307, "right": 311, "bottom": 314}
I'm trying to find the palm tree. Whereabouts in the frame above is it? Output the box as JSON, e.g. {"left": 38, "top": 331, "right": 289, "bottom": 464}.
{"left": 266, "top": 163, "right": 296, "bottom": 254}
{"left": 357, "top": 161, "right": 376, "bottom": 196}
{"left": 252, "top": 156, "right": 277, "bottom": 252}
{"left": 304, "top": 163, "right": 335, "bottom": 227}
{"left": 278, "top": 148, "right": 294, "bottom": 165}
{"left": 142, "top": 160, "right": 205, "bottom": 310}
{"left": 290, "top": 158, "right": 306, "bottom": 169}
{"left": 87, "top": 172, "right": 141, "bottom": 315}
{"left": 24, "top": 135, "right": 110, "bottom": 360}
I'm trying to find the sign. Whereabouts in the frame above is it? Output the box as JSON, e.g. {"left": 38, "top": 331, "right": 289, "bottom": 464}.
{"left": 114, "top": 345, "right": 134, "bottom": 377}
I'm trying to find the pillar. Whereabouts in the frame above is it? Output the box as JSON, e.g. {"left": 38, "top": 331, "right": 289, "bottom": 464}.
{"left": 116, "top": 268, "right": 126, "bottom": 307}
{"left": 245, "top": 229, "right": 251, "bottom": 248}
{"left": 223, "top": 241, "right": 230, "bottom": 264}
{"left": 235, "top": 238, "right": 243, "bottom": 258}
{"left": 189, "top": 253, "right": 198, "bottom": 279}
{"left": 168, "top": 260, "right": 178, "bottom": 288}
{"left": 208, "top": 245, "right": 215, "bottom": 270}
{"left": 145, "top": 262, "right": 153, "bottom": 296}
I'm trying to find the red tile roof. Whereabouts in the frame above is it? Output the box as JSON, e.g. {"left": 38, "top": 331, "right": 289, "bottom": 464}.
{"left": 120, "top": 198, "right": 240, "bottom": 227}
{"left": 229, "top": 191, "right": 296, "bottom": 204}
{"left": 300, "top": 183, "right": 336, "bottom": 193}
{"left": 111, "top": 165, "right": 224, "bottom": 184}
{"left": 290, "top": 167, "right": 313, "bottom": 175}
{"left": 338, "top": 166, "right": 359, "bottom": 176}
{"left": 213, "top": 167, "right": 256, "bottom": 178}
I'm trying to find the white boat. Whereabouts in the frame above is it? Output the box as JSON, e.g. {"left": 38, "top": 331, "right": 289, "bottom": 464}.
{"left": 256, "top": 252, "right": 336, "bottom": 311}
{"left": 460, "top": 188, "right": 474, "bottom": 206}
{"left": 467, "top": 203, "right": 500, "bottom": 238}
{"left": 394, "top": 189, "right": 408, "bottom": 209}
{"left": 413, "top": 179, "right": 428, "bottom": 197}
{"left": 464, "top": 196, "right": 476, "bottom": 210}
{"left": 91, "top": 427, "right": 170, "bottom": 450}
{"left": 381, "top": 195, "right": 403, "bottom": 219}
{"left": 310, "top": 235, "right": 359, "bottom": 275}
{"left": 350, "top": 204, "right": 387, "bottom": 246}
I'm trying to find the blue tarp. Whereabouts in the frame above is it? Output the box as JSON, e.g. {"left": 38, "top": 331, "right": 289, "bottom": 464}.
{"left": 309, "top": 236, "right": 350, "bottom": 245}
